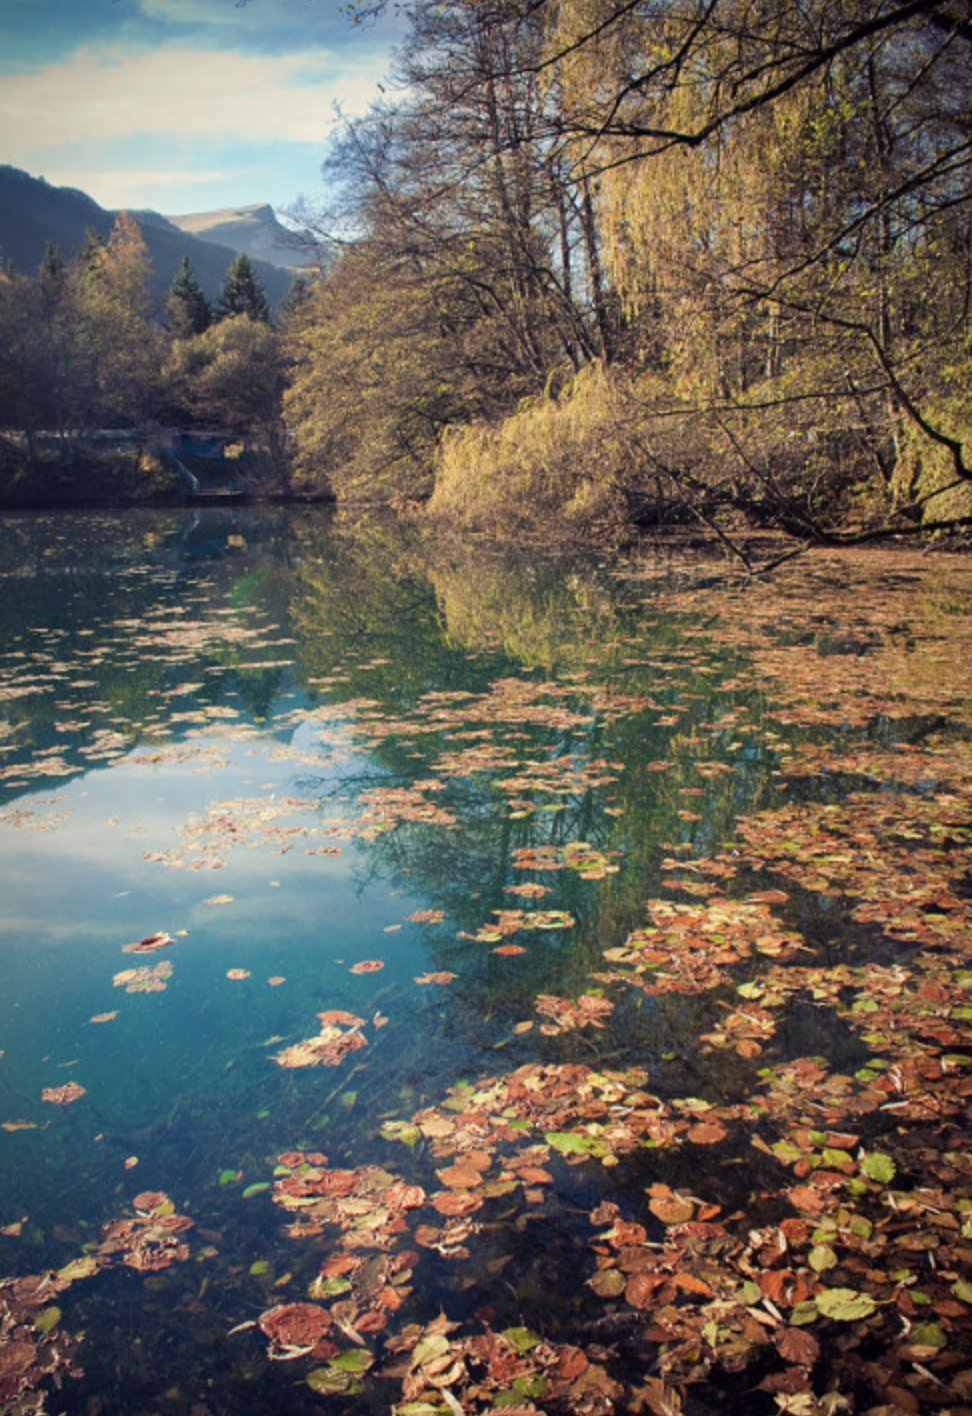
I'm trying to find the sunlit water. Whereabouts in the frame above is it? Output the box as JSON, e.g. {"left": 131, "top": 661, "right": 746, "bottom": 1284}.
{"left": 1, "top": 507, "right": 969, "bottom": 1415}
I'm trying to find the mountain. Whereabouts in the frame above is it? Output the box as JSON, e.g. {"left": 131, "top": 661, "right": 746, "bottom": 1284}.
{"left": 162, "top": 204, "right": 315, "bottom": 274}
{"left": 0, "top": 166, "right": 300, "bottom": 312}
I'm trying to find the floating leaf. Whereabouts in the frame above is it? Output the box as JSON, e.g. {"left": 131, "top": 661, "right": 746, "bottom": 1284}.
{"left": 814, "top": 1287, "right": 877, "bottom": 1321}
{"left": 57, "top": 1256, "right": 100, "bottom": 1283}
{"left": 808, "top": 1244, "right": 838, "bottom": 1272}
{"left": 122, "top": 932, "right": 173, "bottom": 954}
{"left": 545, "top": 1130, "right": 603, "bottom": 1156}
{"left": 502, "top": 1326, "right": 541, "bottom": 1353}
{"left": 908, "top": 1321, "right": 946, "bottom": 1349}
{"left": 380, "top": 1120, "right": 422, "bottom": 1147}
{"left": 648, "top": 1189, "right": 694, "bottom": 1225}
{"left": 330, "top": 1349, "right": 374, "bottom": 1373}
{"left": 860, "top": 1152, "right": 896, "bottom": 1184}
{"left": 589, "top": 1268, "right": 626, "bottom": 1298}
{"left": 41, "top": 1082, "right": 86, "bottom": 1105}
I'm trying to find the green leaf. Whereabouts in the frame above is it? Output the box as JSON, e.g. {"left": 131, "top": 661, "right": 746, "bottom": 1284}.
{"left": 412, "top": 1333, "right": 450, "bottom": 1368}
{"left": 771, "top": 1140, "right": 804, "bottom": 1164}
{"left": 511, "top": 1376, "right": 549, "bottom": 1398}
{"left": 381, "top": 1120, "right": 422, "bottom": 1147}
{"left": 814, "top": 1287, "right": 877, "bottom": 1321}
{"left": 545, "top": 1130, "right": 605, "bottom": 1156}
{"left": 502, "top": 1326, "right": 542, "bottom": 1353}
{"left": 242, "top": 1182, "right": 270, "bottom": 1198}
{"left": 330, "top": 1349, "right": 374, "bottom": 1373}
{"left": 218, "top": 1168, "right": 239, "bottom": 1185}
{"left": 309, "top": 1275, "right": 351, "bottom": 1298}
{"left": 56, "top": 1256, "right": 99, "bottom": 1283}
{"left": 951, "top": 1278, "right": 972, "bottom": 1304}
{"left": 809, "top": 1244, "right": 838, "bottom": 1273}
{"left": 34, "top": 1306, "right": 61, "bottom": 1334}
{"left": 908, "top": 1322, "right": 946, "bottom": 1348}
{"left": 306, "top": 1367, "right": 358, "bottom": 1395}
{"left": 860, "top": 1152, "right": 896, "bottom": 1184}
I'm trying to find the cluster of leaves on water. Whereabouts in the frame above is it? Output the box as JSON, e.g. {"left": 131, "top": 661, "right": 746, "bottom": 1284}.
{"left": 0, "top": 1191, "right": 191, "bottom": 1410}
{"left": 121, "top": 551, "right": 959, "bottom": 1416}
{"left": 1, "top": 536, "right": 971, "bottom": 1415}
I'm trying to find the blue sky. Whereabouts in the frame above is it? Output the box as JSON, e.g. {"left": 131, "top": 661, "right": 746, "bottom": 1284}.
{"left": 0, "top": 0, "right": 399, "bottom": 215}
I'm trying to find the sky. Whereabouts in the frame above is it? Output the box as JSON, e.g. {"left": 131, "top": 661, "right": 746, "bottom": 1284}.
{"left": 0, "top": 0, "right": 400, "bottom": 217}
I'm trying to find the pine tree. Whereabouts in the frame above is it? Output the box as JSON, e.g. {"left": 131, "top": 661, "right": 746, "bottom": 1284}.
{"left": 279, "top": 275, "right": 311, "bottom": 326}
{"left": 167, "top": 256, "right": 211, "bottom": 337}
{"left": 37, "top": 242, "right": 67, "bottom": 307}
{"left": 217, "top": 253, "right": 270, "bottom": 323}
{"left": 75, "top": 227, "right": 107, "bottom": 274}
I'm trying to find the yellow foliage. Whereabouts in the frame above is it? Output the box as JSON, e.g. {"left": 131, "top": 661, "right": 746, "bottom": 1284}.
{"left": 426, "top": 363, "right": 634, "bottom": 539}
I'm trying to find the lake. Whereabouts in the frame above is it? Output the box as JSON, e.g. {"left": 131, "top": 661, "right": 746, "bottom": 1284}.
{"left": 1, "top": 506, "right": 970, "bottom": 1416}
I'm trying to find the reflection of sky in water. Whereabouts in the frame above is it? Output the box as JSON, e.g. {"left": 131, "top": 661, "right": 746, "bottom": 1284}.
{"left": 0, "top": 506, "right": 811, "bottom": 1411}
{"left": 0, "top": 536, "right": 464, "bottom": 1232}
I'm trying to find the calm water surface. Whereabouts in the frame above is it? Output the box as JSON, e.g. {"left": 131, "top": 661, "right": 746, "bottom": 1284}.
{"left": 0, "top": 507, "right": 967, "bottom": 1415}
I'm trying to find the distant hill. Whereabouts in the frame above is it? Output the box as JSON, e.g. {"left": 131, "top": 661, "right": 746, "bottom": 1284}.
{"left": 163, "top": 204, "right": 316, "bottom": 274}
{"left": 0, "top": 166, "right": 301, "bottom": 312}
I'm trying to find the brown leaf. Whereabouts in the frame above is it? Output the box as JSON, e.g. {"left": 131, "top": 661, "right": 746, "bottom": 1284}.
{"left": 629, "top": 1375, "right": 684, "bottom": 1414}
{"left": 774, "top": 1327, "right": 820, "bottom": 1366}
{"left": 648, "top": 1194, "right": 695, "bottom": 1225}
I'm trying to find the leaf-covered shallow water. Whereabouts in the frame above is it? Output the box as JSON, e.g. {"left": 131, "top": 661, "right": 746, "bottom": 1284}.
{"left": 0, "top": 507, "right": 970, "bottom": 1416}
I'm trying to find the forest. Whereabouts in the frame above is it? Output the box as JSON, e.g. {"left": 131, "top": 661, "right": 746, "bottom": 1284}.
{"left": 0, "top": 213, "right": 289, "bottom": 502}
{"left": 2, "top": 0, "right": 971, "bottom": 548}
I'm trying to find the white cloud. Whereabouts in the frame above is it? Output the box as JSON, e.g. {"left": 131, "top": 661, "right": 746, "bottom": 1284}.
{"left": 0, "top": 42, "right": 389, "bottom": 153}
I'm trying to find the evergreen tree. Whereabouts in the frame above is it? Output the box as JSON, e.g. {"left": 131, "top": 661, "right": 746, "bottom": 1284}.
{"left": 37, "top": 242, "right": 66, "bottom": 306}
{"left": 166, "top": 256, "right": 211, "bottom": 337}
{"left": 217, "top": 253, "right": 270, "bottom": 323}
{"left": 279, "top": 275, "right": 311, "bottom": 326}
{"left": 76, "top": 227, "right": 107, "bottom": 274}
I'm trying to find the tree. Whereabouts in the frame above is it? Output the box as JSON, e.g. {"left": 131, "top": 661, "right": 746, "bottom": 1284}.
{"left": 166, "top": 256, "right": 211, "bottom": 337}
{"left": 217, "top": 253, "right": 270, "bottom": 323}
{"left": 71, "top": 212, "right": 164, "bottom": 427}
{"left": 285, "top": 0, "right": 623, "bottom": 501}
{"left": 536, "top": 0, "right": 972, "bottom": 538}
{"left": 166, "top": 315, "right": 283, "bottom": 434}
{"left": 284, "top": 0, "right": 970, "bottom": 542}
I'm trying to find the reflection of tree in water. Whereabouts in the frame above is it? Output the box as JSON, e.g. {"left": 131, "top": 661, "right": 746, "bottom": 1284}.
{"left": 0, "top": 508, "right": 306, "bottom": 793}
{"left": 286, "top": 524, "right": 786, "bottom": 1076}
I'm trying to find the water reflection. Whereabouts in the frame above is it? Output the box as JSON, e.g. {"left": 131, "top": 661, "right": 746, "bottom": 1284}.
{"left": 2, "top": 509, "right": 967, "bottom": 1414}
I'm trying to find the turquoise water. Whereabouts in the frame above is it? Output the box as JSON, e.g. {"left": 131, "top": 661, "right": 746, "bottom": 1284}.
{"left": 6, "top": 508, "right": 960, "bottom": 1414}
